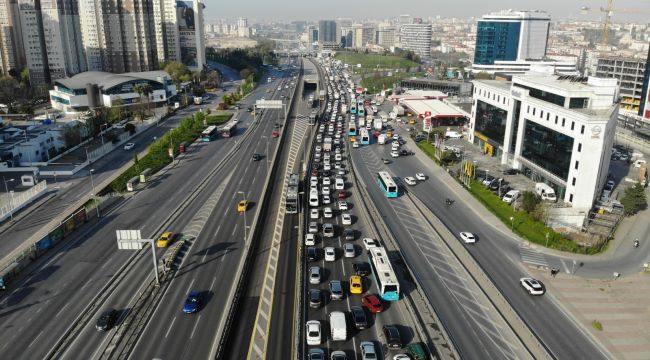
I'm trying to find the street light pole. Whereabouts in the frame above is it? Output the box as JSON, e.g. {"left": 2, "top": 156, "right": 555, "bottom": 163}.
{"left": 89, "top": 169, "right": 100, "bottom": 218}
{"left": 169, "top": 130, "right": 175, "bottom": 162}
{"left": 3, "top": 176, "right": 15, "bottom": 221}
{"left": 510, "top": 216, "right": 514, "bottom": 231}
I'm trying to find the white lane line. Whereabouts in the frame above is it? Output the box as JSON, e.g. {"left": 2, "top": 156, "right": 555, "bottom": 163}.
{"left": 55, "top": 302, "right": 71, "bottom": 318}
{"left": 201, "top": 248, "right": 209, "bottom": 263}
{"left": 231, "top": 223, "right": 239, "bottom": 237}
{"left": 213, "top": 224, "right": 222, "bottom": 237}
{"left": 27, "top": 331, "right": 43, "bottom": 348}
{"left": 189, "top": 315, "right": 201, "bottom": 339}
{"left": 164, "top": 316, "right": 177, "bottom": 338}
{"left": 560, "top": 259, "right": 570, "bottom": 274}
{"left": 210, "top": 276, "right": 217, "bottom": 290}
{"left": 185, "top": 279, "right": 195, "bottom": 294}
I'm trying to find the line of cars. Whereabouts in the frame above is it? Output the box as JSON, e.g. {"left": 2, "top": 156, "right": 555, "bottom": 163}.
{"left": 305, "top": 60, "right": 425, "bottom": 360}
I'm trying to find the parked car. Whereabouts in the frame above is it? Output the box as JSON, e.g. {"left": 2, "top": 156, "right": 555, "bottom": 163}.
{"left": 502, "top": 190, "right": 520, "bottom": 204}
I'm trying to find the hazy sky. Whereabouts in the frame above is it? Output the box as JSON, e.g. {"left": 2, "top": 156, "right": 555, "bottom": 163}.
{"left": 204, "top": 0, "right": 650, "bottom": 22}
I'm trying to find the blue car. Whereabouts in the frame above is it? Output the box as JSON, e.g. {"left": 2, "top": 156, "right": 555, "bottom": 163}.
{"left": 182, "top": 291, "right": 201, "bottom": 314}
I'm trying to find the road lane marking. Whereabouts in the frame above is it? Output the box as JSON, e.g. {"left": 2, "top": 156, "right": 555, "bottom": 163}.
{"left": 189, "top": 315, "right": 201, "bottom": 339}
{"left": 210, "top": 276, "right": 217, "bottom": 290}
{"left": 55, "top": 302, "right": 70, "bottom": 318}
{"left": 27, "top": 331, "right": 43, "bottom": 348}
{"left": 164, "top": 316, "right": 177, "bottom": 338}
{"left": 201, "top": 248, "right": 209, "bottom": 263}
{"left": 185, "top": 279, "right": 195, "bottom": 294}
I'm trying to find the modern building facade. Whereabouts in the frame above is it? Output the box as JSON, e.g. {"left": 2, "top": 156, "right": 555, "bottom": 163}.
{"left": 377, "top": 26, "right": 395, "bottom": 49}
{"left": 399, "top": 23, "right": 431, "bottom": 60}
{"left": 318, "top": 20, "right": 338, "bottom": 50}
{"left": 596, "top": 57, "right": 646, "bottom": 114}
{"left": 49, "top": 70, "right": 177, "bottom": 113}
{"left": 351, "top": 24, "right": 375, "bottom": 49}
{"left": 641, "top": 47, "right": 650, "bottom": 119}
{"left": 469, "top": 74, "right": 618, "bottom": 209}
{"left": 0, "top": 0, "right": 25, "bottom": 75}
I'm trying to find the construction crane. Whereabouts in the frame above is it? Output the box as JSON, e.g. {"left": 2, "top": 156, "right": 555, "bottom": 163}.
{"left": 581, "top": 1, "right": 650, "bottom": 47}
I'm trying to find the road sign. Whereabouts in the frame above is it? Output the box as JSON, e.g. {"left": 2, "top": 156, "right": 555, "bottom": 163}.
{"left": 255, "top": 99, "right": 283, "bottom": 109}
{"left": 116, "top": 229, "right": 144, "bottom": 249}
{"left": 423, "top": 117, "right": 432, "bottom": 132}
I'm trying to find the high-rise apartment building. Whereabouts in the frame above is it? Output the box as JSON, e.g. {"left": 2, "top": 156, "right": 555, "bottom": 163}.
{"left": 399, "top": 23, "right": 431, "bottom": 60}
{"left": 0, "top": 0, "right": 25, "bottom": 75}
{"left": 596, "top": 56, "right": 646, "bottom": 113}
{"left": 377, "top": 26, "right": 395, "bottom": 49}
{"left": 318, "top": 20, "right": 338, "bottom": 50}
{"left": 40, "top": 0, "right": 86, "bottom": 79}
{"left": 351, "top": 24, "right": 375, "bottom": 49}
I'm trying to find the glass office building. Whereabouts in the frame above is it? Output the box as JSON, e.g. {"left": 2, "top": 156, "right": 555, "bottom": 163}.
{"left": 521, "top": 120, "right": 574, "bottom": 180}
{"left": 474, "top": 21, "right": 521, "bottom": 65}
{"left": 475, "top": 100, "right": 508, "bottom": 145}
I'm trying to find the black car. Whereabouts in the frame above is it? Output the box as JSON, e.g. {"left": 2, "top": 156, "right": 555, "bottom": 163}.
{"left": 309, "top": 289, "right": 322, "bottom": 308}
{"left": 399, "top": 149, "right": 413, "bottom": 156}
{"left": 96, "top": 308, "right": 117, "bottom": 331}
{"left": 350, "top": 306, "right": 368, "bottom": 329}
{"left": 252, "top": 153, "right": 261, "bottom": 161}
{"left": 353, "top": 262, "right": 371, "bottom": 276}
{"left": 343, "top": 228, "right": 354, "bottom": 241}
{"left": 383, "top": 325, "right": 402, "bottom": 349}
{"left": 503, "top": 168, "right": 519, "bottom": 175}
{"left": 489, "top": 178, "right": 506, "bottom": 191}
{"left": 306, "top": 247, "right": 317, "bottom": 261}
{"left": 247, "top": 107, "right": 253, "bottom": 112}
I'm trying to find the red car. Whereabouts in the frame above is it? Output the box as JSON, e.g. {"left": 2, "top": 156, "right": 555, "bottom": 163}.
{"left": 362, "top": 294, "right": 384, "bottom": 313}
{"left": 271, "top": 130, "right": 279, "bottom": 138}
{"left": 336, "top": 190, "right": 347, "bottom": 199}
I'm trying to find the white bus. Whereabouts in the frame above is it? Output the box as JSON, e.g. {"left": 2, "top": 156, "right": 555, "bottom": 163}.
{"left": 368, "top": 247, "right": 400, "bottom": 301}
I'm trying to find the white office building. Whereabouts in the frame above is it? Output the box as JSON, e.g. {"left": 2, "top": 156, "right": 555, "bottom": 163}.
{"left": 399, "top": 23, "right": 431, "bottom": 60}
{"left": 469, "top": 73, "right": 619, "bottom": 209}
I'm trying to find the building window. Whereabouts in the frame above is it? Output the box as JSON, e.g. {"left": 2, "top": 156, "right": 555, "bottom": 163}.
{"left": 532, "top": 108, "right": 536, "bottom": 116}
{"left": 572, "top": 177, "right": 576, "bottom": 186}
{"left": 569, "top": 194, "right": 573, "bottom": 202}
{"left": 569, "top": 97, "right": 589, "bottom": 109}
{"left": 562, "top": 118, "right": 565, "bottom": 127}
{"left": 527, "top": 105, "right": 530, "bottom": 113}
{"left": 575, "top": 160, "right": 579, "bottom": 170}
{"left": 546, "top": 113, "right": 550, "bottom": 121}
{"left": 571, "top": 121, "right": 575, "bottom": 130}
{"left": 474, "top": 100, "right": 509, "bottom": 146}
{"left": 577, "top": 143, "right": 582, "bottom": 152}
{"left": 521, "top": 119, "right": 575, "bottom": 179}
{"left": 540, "top": 110, "right": 544, "bottom": 118}
{"left": 581, "top": 125, "right": 585, "bottom": 134}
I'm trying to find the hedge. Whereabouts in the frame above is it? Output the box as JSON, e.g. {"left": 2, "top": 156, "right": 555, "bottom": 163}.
{"left": 206, "top": 113, "right": 232, "bottom": 126}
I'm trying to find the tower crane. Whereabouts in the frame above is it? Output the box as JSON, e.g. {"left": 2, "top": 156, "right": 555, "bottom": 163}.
{"left": 581, "top": 1, "right": 650, "bottom": 48}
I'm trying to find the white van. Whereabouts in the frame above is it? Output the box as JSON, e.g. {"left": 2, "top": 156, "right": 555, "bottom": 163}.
{"left": 329, "top": 311, "right": 347, "bottom": 341}
{"left": 309, "top": 189, "right": 319, "bottom": 207}
{"left": 335, "top": 178, "right": 344, "bottom": 190}
{"left": 502, "top": 190, "right": 519, "bottom": 204}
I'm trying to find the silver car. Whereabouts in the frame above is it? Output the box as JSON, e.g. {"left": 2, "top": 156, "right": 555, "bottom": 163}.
{"left": 344, "top": 243, "right": 355, "bottom": 258}
{"left": 309, "top": 266, "right": 321, "bottom": 284}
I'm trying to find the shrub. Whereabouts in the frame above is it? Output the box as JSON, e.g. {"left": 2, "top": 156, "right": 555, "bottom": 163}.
{"left": 521, "top": 191, "right": 539, "bottom": 213}
{"left": 620, "top": 183, "right": 647, "bottom": 215}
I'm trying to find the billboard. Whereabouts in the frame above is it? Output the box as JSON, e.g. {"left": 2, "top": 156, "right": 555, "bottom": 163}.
{"left": 177, "top": 1, "right": 195, "bottom": 31}
{"left": 177, "top": 0, "right": 198, "bottom": 67}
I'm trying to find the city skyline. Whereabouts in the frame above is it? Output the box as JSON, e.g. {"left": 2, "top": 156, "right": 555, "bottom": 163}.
{"left": 205, "top": 0, "right": 650, "bottom": 22}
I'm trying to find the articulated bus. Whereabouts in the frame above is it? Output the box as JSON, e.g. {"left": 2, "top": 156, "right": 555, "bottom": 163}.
{"left": 221, "top": 123, "right": 236, "bottom": 138}
{"left": 348, "top": 123, "right": 357, "bottom": 136}
{"left": 350, "top": 104, "right": 357, "bottom": 115}
{"left": 376, "top": 171, "right": 398, "bottom": 198}
{"left": 201, "top": 126, "right": 218, "bottom": 141}
{"left": 286, "top": 173, "right": 299, "bottom": 214}
{"left": 368, "top": 247, "right": 400, "bottom": 301}
{"left": 359, "top": 128, "right": 370, "bottom": 145}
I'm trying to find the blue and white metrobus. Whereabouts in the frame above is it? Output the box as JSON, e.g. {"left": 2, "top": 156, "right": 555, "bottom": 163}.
{"left": 350, "top": 104, "right": 357, "bottom": 115}
{"left": 201, "top": 126, "right": 218, "bottom": 141}
{"left": 377, "top": 171, "right": 398, "bottom": 197}
{"left": 348, "top": 123, "right": 357, "bottom": 136}
{"left": 359, "top": 128, "right": 370, "bottom": 145}
{"left": 368, "top": 246, "right": 400, "bottom": 301}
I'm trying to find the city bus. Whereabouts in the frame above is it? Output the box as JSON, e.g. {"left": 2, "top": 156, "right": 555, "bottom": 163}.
{"left": 368, "top": 247, "right": 400, "bottom": 301}
{"left": 376, "top": 171, "right": 398, "bottom": 198}
{"left": 201, "top": 126, "right": 218, "bottom": 141}
{"left": 308, "top": 111, "right": 318, "bottom": 125}
{"left": 348, "top": 123, "right": 357, "bottom": 136}
{"left": 358, "top": 105, "right": 365, "bottom": 117}
{"left": 350, "top": 104, "right": 357, "bottom": 115}
{"left": 359, "top": 128, "right": 370, "bottom": 145}
{"left": 286, "top": 173, "right": 299, "bottom": 214}
{"left": 221, "top": 123, "right": 236, "bottom": 138}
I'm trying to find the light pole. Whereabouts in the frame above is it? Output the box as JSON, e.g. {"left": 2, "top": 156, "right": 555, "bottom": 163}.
{"left": 510, "top": 216, "right": 514, "bottom": 231}
{"left": 100, "top": 123, "right": 109, "bottom": 148}
{"left": 3, "top": 176, "right": 15, "bottom": 221}
{"left": 238, "top": 191, "right": 248, "bottom": 243}
{"left": 169, "top": 130, "right": 175, "bottom": 162}
{"left": 545, "top": 232, "right": 550, "bottom": 248}
{"left": 89, "top": 169, "right": 100, "bottom": 218}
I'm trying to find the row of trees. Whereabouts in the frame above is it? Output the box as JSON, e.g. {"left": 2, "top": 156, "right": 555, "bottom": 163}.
{"left": 205, "top": 43, "right": 277, "bottom": 82}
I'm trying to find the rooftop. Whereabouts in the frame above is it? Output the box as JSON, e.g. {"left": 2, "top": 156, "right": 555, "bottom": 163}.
{"left": 54, "top": 71, "right": 171, "bottom": 90}
{"left": 400, "top": 99, "right": 466, "bottom": 118}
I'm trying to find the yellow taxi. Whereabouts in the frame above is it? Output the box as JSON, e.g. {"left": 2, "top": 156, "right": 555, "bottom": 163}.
{"left": 408, "top": 118, "right": 416, "bottom": 124}
{"left": 349, "top": 275, "right": 363, "bottom": 294}
{"left": 237, "top": 200, "right": 248, "bottom": 213}
{"left": 386, "top": 130, "right": 393, "bottom": 138}
{"left": 156, "top": 232, "right": 174, "bottom": 248}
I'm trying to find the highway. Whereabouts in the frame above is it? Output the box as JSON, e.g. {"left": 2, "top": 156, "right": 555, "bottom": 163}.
{"left": 0, "top": 65, "right": 292, "bottom": 359}
{"left": 299, "top": 61, "right": 424, "bottom": 360}
{"left": 346, "top": 95, "right": 608, "bottom": 359}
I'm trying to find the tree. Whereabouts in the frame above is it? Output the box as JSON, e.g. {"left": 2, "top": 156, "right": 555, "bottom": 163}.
{"left": 133, "top": 83, "right": 153, "bottom": 118}
{"left": 473, "top": 71, "right": 491, "bottom": 80}
{"left": 521, "top": 191, "right": 539, "bottom": 213}
{"left": 60, "top": 124, "right": 82, "bottom": 148}
{"left": 107, "top": 97, "right": 125, "bottom": 124}
{"left": 621, "top": 183, "right": 648, "bottom": 215}
{"left": 206, "top": 70, "right": 221, "bottom": 88}
{"left": 240, "top": 68, "right": 252, "bottom": 80}
{"left": 163, "top": 61, "right": 190, "bottom": 87}
{"left": 193, "top": 86, "right": 205, "bottom": 97}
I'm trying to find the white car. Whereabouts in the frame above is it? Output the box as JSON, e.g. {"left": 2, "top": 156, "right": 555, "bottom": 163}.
{"left": 338, "top": 201, "right": 348, "bottom": 211}
{"left": 459, "top": 232, "right": 476, "bottom": 244}
{"left": 390, "top": 151, "right": 399, "bottom": 158}
{"left": 123, "top": 142, "right": 135, "bottom": 150}
{"left": 404, "top": 177, "right": 416, "bottom": 186}
{"left": 352, "top": 142, "right": 359, "bottom": 148}
{"left": 341, "top": 213, "right": 352, "bottom": 225}
{"left": 305, "top": 233, "right": 316, "bottom": 246}
{"left": 360, "top": 341, "right": 377, "bottom": 360}
{"left": 502, "top": 190, "right": 520, "bottom": 204}
{"left": 310, "top": 209, "right": 319, "bottom": 219}
{"left": 344, "top": 243, "right": 355, "bottom": 258}
{"left": 323, "top": 207, "right": 333, "bottom": 218}
{"left": 322, "top": 186, "right": 330, "bottom": 196}
{"left": 306, "top": 320, "right": 321, "bottom": 345}
{"left": 415, "top": 173, "right": 426, "bottom": 181}
{"left": 310, "top": 176, "right": 318, "bottom": 186}
{"left": 322, "top": 177, "right": 331, "bottom": 186}
{"left": 322, "top": 195, "right": 331, "bottom": 205}
{"left": 362, "top": 238, "right": 378, "bottom": 250}
{"left": 393, "top": 355, "right": 411, "bottom": 360}
{"left": 520, "top": 277, "right": 546, "bottom": 295}
{"left": 323, "top": 163, "right": 331, "bottom": 171}
{"left": 324, "top": 247, "right": 336, "bottom": 262}
{"left": 309, "top": 266, "right": 321, "bottom": 284}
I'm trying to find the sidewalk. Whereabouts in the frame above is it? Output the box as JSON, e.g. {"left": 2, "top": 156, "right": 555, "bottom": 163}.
{"left": 534, "top": 268, "right": 650, "bottom": 360}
